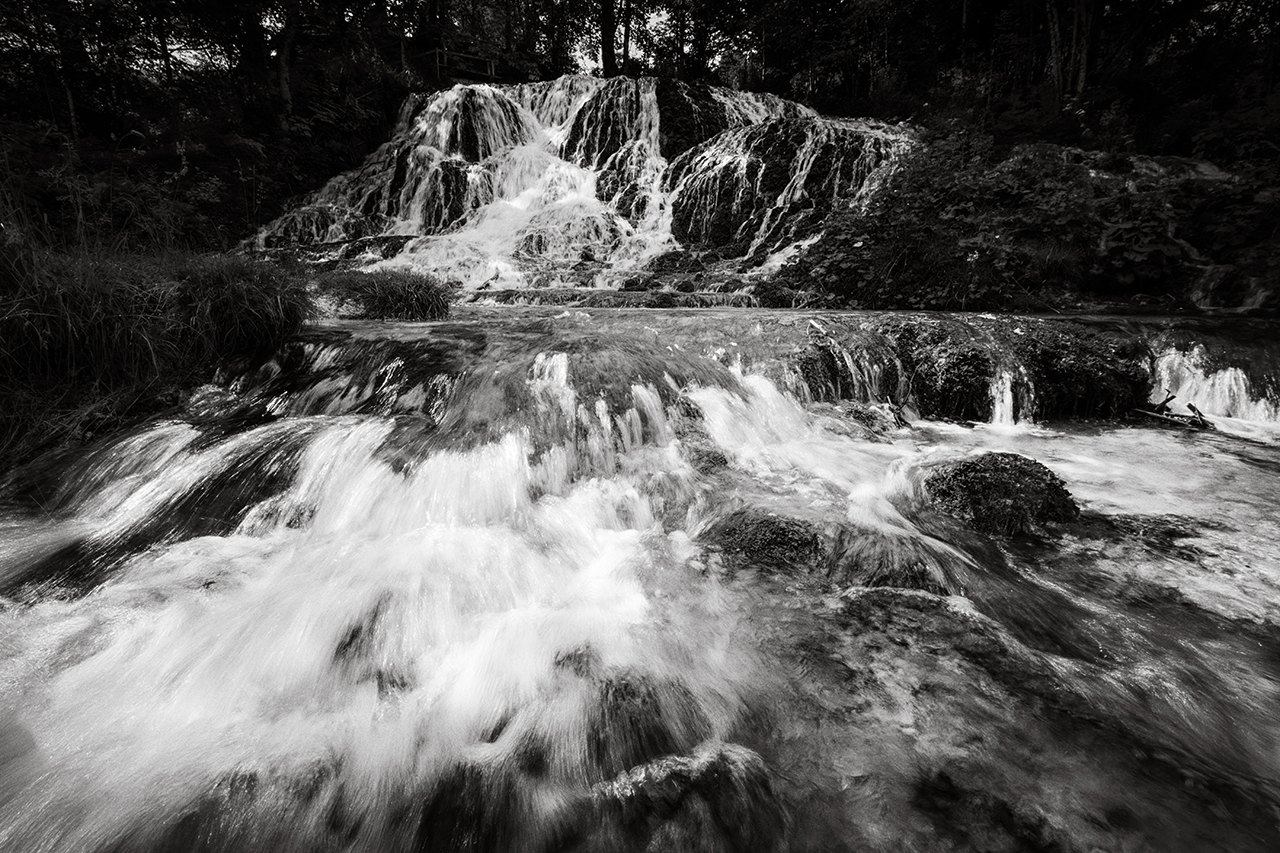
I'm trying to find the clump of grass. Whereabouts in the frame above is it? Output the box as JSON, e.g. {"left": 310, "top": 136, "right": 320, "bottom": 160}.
{"left": 168, "top": 254, "right": 312, "bottom": 367}
{"left": 316, "top": 268, "right": 452, "bottom": 320}
{"left": 0, "top": 245, "right": 310, "bottom": 385}
{"left": 0, "top": 242, "right": 312, "bottom": 464}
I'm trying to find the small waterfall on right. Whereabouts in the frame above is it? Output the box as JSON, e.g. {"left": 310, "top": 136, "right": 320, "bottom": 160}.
{"left": 1154, "top": 344, "right": 1280, "bottom": 422}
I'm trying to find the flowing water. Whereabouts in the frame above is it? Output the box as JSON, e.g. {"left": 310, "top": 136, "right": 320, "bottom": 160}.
{"left": 2, "top": 308, "right": 1280, "bottom": 853}
{"left": 250, "top": 76, "right": 911, "bottom": 290}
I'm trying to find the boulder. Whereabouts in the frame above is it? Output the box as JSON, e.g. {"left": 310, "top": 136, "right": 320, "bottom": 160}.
{"left": 925, "top": 452, "right": 1078, "bottom": 535}
{"left": 699, "top": 508, "right": 823, "bottom": 573}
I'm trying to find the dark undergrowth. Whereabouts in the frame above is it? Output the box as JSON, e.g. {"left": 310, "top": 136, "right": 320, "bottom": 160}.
{"left": 0, "top": 242, "right": 313, "bottom": 467}
{"left": 774, "top": 129, "right": 1280, "bottom": 314}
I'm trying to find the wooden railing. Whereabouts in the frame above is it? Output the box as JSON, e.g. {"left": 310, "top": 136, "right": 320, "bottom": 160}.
{"left": 425, "top": 49, "right": 498, "bottom": 81}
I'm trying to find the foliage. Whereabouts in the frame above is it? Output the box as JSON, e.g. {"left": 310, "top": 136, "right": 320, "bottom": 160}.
{"left": 776, "top": 127, "right": 1280, "bottom": 312}
{"left": 169, "top": 254, "right": 313, "bottom": 362}
{"left": 315, "top": 268, "right": 453, "bottom": 320}
{"left": 0, "top": 243, "right": 311, "bottom": 461}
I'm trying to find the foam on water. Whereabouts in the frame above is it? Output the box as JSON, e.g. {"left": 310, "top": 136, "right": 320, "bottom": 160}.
{"left": 1154, "top": 344, "right": 1280, "bottom": 443}
{"left": 0, "top": 359, "right": 760, "bottom": 852}
{"left": 5, "top": 314, "right": 1280, "bottom": 851}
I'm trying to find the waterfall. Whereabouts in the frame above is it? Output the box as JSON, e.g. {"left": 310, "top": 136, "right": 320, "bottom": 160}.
{"left": 1154, "top": 345, "right": 1280, "bottom": 422}
{"left": 988, "top": 363, "right": 1034, "bottom": 426}
{"left": 252, "top": 76, "right": 913, "bottom": 290}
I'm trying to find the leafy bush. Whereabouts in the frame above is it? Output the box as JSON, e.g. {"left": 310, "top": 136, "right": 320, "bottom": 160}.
{"left": 776, "top": 128, "right": 1278, "bottom": 312}
{"left": 315, "top": 269, "right": 453, "bottom": 320}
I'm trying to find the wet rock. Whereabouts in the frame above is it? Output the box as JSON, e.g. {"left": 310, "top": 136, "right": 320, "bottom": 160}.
{"left": 871, "top": 315, "right": 1151, "bottom": 421}
{"left": 591, "top": 742, "right": 788, "bottom": 853}
{"left": 588, "top": 673, "right": 713, "bottom": 776}
{"left": 681, "top": 438, "right": 729, "bottom": 475}
{"left": 877, "top": 319, "right": 997, "bottom": 421}
{"left": 653, "top": 78, "right": 733, "bottom": 159}
{"left": 749, "top": 279, "right": 803, "bottom": 309}
{"left": 580, "top": 290, "right": 677, "bottom": 309}
{"left": 914, "top": 770, "right": 1072, "bottom": 853}
{"left": 620, "top": 273, "right": 659, "bottom": 292}
{"left": 1005, "top": 322, "right": 1150, "bottom": 419}
{"left": 925, "top": 452, "right": 1079, "bottom": 536}
{"left": 645, "top": 250, "right": 705, "bottom": 275}
{"left": 827, "top": 527, "right": 969, "bottom": 596}
{"left": 699, "top": 508, "right": 823, "bottom": 574}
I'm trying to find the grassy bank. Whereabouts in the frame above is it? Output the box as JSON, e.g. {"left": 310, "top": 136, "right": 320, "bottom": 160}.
{"left": 0, "top": 246, "right": 312, "bottom": 465}
{"left": 0, "top": 247, "right": 459, "bottom": 466}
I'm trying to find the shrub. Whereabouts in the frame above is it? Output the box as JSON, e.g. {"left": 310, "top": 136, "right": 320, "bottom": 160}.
{"left": 315, "top": 269, "right": 453, "bottom": 320}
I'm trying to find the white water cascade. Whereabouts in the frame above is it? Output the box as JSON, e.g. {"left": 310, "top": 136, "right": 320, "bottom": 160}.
{"left": 252, "top": 76, "right": 913, "bottom": 290}
{"left": 5, "top": 311, "right": 1280, "bottom": 851}
{"left": 1154, "top": 344, "right": 1280, "bottom": 422}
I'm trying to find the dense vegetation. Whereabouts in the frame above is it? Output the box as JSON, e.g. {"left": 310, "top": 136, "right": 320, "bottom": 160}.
{"left": 0, "top": 247, "right": 311, "bottom": 461}
{"left": 1, "top": 1, "right": 1275, "bottom": 253}
{"left": 774, "top": 130, "right": 1280, "bottom": 312}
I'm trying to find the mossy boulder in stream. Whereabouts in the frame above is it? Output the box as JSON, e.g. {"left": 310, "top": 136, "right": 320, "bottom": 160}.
{"left": 926, "top": 453, "right": 1079, "bottom": 535}
{"left": 1006, "top": 322, "right": 1150, "bottom": 418}
{"left": 865, "top": 316, "right": 1151, "bottom": 421}
{"left": 877, "top": 319, "right": 997, "bottom": 421}
{"left": 699, "top": 508, "right": 823, "bottom": 573}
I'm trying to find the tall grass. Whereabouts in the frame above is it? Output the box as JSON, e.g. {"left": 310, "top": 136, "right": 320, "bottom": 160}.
{"left": 0, "top": 241, "right": 312, "bottom": 464}
{"left": 315, "top": 269, "right": 452, "bottom": 320}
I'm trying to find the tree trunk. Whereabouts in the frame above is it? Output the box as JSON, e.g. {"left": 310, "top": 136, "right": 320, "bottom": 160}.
{"left": 153, "top": 4, "right": 183, "bottom": 139}
{"left": 46, "top": 0, "right": 90, "bottom": 142}
{"left": 237, "top": 10, "right": 272, "bottom": 113}
{"left": 600, "top": 0, "right": 617, "bottom": 76}
{"left": 621, "top": 0, "right": 632, "bottom": 74}
{"left": 275, "top": 3, "right": 299, "bottom": 131}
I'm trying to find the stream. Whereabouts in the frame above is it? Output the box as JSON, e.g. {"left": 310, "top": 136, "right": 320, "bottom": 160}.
{"left": 2, "top": 307, "right": 1279, "bottom": 852}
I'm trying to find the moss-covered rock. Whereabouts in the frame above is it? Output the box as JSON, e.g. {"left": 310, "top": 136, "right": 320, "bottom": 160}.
{"left": 1007, "top": 322, "right": 1150, "bottom": 418}
{"left": 877, "top": 319, "right": 996, "bottom": 422}
{"left": 865, "top": 316, "right": 1152, "bottom": 421}
{"left": 699, "top": 508, "right": 823, "bottom": 573}
{"left": 925, "top": 452, "right": 1079, "bottom": 535}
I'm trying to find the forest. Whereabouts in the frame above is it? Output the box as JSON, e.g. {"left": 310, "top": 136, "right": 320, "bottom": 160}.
{"left": 1, "top": 0, "right": 1276, "bottom": 250}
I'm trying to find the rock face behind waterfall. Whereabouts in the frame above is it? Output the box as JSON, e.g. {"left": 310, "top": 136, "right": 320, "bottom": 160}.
{"left": 250, "top": 75, "right": 911, "bottom": 291}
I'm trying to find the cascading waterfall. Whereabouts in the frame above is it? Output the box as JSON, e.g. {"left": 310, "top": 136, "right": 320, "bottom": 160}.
{"left": 988, "top": 364, "right": 1034, "bottom": 427}
{"left": 665, "top": 117, "right": 912, "bottom": 259}
{"left": 1154, "top": 344, "right": 1280, "bottom": 422}
{"left": 251, "top": 76, "right": 912, "bottom": 290}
